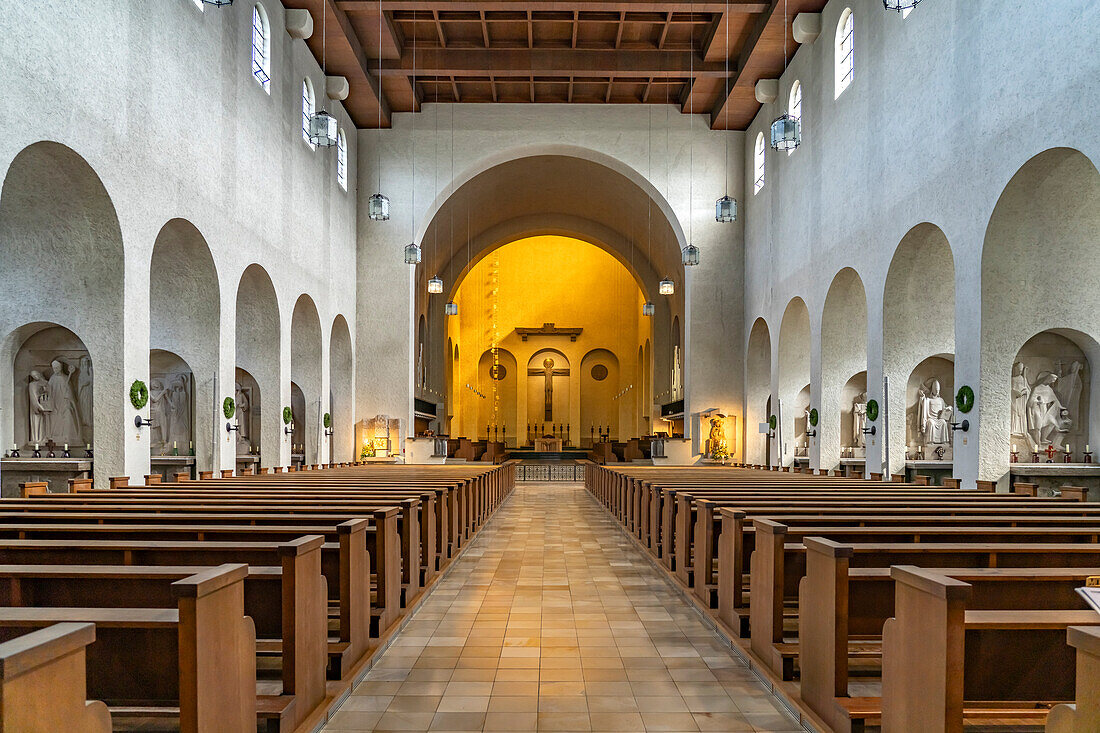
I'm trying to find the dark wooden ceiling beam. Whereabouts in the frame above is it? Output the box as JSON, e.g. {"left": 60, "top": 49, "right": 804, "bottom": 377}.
{"left": 338, "top": 1, "right": 767, "bottom": 12}
{"left": 375, "top": 48, "right": 727, "bottom": 76}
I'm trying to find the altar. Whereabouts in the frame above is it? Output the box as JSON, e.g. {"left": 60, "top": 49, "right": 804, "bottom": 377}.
{"left": 535, "top": 437, "right": 563, "bottom": 452}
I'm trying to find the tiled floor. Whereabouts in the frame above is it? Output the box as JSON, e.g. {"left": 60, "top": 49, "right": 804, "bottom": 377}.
{"left": 322, "top": 481, "right": 803, "bottom": 733}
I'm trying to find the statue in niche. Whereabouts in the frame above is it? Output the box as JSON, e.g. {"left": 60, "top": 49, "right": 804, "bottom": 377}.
{"left": 150, "top": 378, "right": 169, "bottom": 447}
{"left": 852, "top": 392, "right": 867, "bottom": 447}
{"left": 167, "top": 375, "right": 189, "bottom": 448}
{"left": 27, "top": 371, "right": 50, "bottom": 445}
{"left": 46, "top": 358, "right": 82, "bottom": 446}
{"left": 77, "top": 355, "right": 93, "bottom": 441}
{"left": 672, "top": 346, "right": 682, "bottom": 399}
{"left": 1056, "top": 361, "right": 1084, "bottom": 423}
{"left": 416, "top": 344, "right": 424, "bottom": 390}
{"left": 235, "top": 382, "right": 250, "bottom": 447}
{"left": 707, "top": 417, "right": 728, "bottom": 459}
{"left": 1011, "top": 362, "right": 1031, "bottom": 437}
{"left": 918, "top": 379, "right": 953, "bottom": 446}
{"left": 1026, "top": 371, "right": 1072, "bottom": 449}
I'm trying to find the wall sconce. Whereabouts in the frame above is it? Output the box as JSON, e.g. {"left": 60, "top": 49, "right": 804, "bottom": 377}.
{"left": 862, "top": 425, "right": 876, "bottom": 437}
{"left": 226, "top": 422, "right": 240, "bottom": 434}
{"left": 950, "top": 419, "right": 969, "bottom": 433}
{"left": 134, "top": 415, "right": 153, "bottom": 428}
{"left": 284, "top": 424, "right": 294, "bottom": 436}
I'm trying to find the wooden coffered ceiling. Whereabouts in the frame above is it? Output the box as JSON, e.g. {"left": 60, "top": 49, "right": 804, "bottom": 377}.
{"left": 283, "top": 0, "right": 828, "bottom": 130}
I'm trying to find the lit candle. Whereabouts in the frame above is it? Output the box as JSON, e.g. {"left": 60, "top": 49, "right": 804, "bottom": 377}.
{"left": 63, "top": 444, "right": 68, "bottom": 451}
{"left": 34, "top": 443, "right": 39, "bottom": 450}
{"left": 1012, "top": 443, "right": 1017, "bottom": 453}
{"left": 85, "top": 444, "right": 90, "bottom": 450}
{"left": 1067, "top": 444, "right": 1072, "bottom": 452}
{"left": 173, "top": 441, "right": 177, "bottom": 449}
{"left": 1088, "top": 445, "right": 1092, "bottom": 453}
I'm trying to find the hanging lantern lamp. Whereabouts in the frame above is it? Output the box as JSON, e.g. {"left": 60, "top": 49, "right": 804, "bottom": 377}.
{"left": 770, "top": 114, "right": 800, "bottom": 152}
{"left": 681, "top": 244, "right": 701, "bottom": 267}
{"left": 445, "top": 302, "right": 458, "bottom": 316}
{"left": 659, "top": 278, "right": 675, "bottom": 296}
{"left": 368, "top": 193, "right": 390, "bottom": 221}
{"left": 427, "top": 275, "right": 443, "bottom": 294}
{"left": 404, "top": 243, "right": 422, "bottom": 265}
{"left": 715, "top": 195, "right": 737, "bottom": 223}
{"left": 642, "top": 302, "right": 655, "bottom": 317}
{"left": 882, "top": 0, "right": 920, "bottom": 10}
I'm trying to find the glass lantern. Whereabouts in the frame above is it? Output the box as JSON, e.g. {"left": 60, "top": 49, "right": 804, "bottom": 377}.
{"left": 404, "top": 243, "right": 422, "bottom": 265}
{"left": 368, "top": 193, "right": 390, "bottom": 221}
{"left": 681, "top": 244, "right": 701, "bottom": 267}
{"left": 770, "top": 114, "right": 800, "bottom": 152}
{"left": 427, "top": 276, "right": 443, "bottom": 294}
{"left": 309, "top": 110, "right": 338, "bottom": 147}
{"left": 659, "top": 278, "right": 675, "bottom": 296}
{"left": 715, "top": 195, "right": 737, "bottom": 223}
{"left": 642, "top": 302, "right": 655, "bottom": 317}
{"left": 445, "top": 302, "right": 458, "bottom": 316}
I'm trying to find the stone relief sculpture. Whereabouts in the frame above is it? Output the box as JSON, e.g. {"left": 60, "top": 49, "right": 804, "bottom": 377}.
{"left": 1011, "top": 362, "right": 1030, "bottom": 436}
{"left": 27, "top": 371, "right": 50, "bottom": 445}
{"left": 852, "top": 392, "right": 867, "bottom": 448}
{"left": 167, "top": 375, "right": 189, "bottom": 446}
{"left": 918, "top": 379, "right": 953, "bottom": 446}
{"left": 1056, "top": 360, "right": 1084, "bottom": 422}
{"left": 1011, "top": 337, "right": 1090, "bottom": 454}
{"left": 46, "top": 358, "right": 82, "bottom": 446}
{"left": 150, "top": 378, "right": 169, "bottom": 446}
{"left": 77, "top": 355, "right": 93, "bottom": 442}
{"left": 147, "top": 373, "right": 192, "bottom": 454}
{"left": 671, "top": 346, "right": 682, "bottom": 400}
{"left": 235, "top": 382, "right": 251, "bottom": 451}
{"left": 1026, "top": 371, "right": 1071, "bottom": 450}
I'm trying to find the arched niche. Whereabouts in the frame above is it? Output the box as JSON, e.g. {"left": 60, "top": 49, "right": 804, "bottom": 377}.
{"left": 329, "top": 315, "right": 354, "bottom": 463}
{"left": 643, "top": 339, "right": 653, "bottom": 435}
{"left": 581, "top": 348, "right": 620, "bottom": 445}
{"left": 149, "top": 218, "right": 219, "bottom": 473}
{"left": 905, "top": 355, "right": 956, "bottom": 461}
{"left": 235, "top": 265, "right": 280, "bottom": 468}
{"left": 820, "top": 268, "right": 867, "bottom": 470}
{"left": 148, "top": 349, "right": 193, "bottom": 458}
{"left": 526, "top": 349, "right": 570, "bottom": 433}
{"left": 840, "top": 371, "right": 868, "bottom": 459}
{"left": 476, "top": 347, "right": 517, "bottom": 445}
{"left": 291, "top": 381, "right": 305, "bottom": 459}
{"left": 884, "top": 223, "right": 955, "bottom": 474}
{"left": 794, "top": 383, "right": 811, "bottom": 458}
{"left": 1009, "top": 330, "right": 1097, "bottom": 458}
{"left": 778, "top": 298, "right": 810, "bottom": 466}
{"left": 745, "top": 318, "right": 772, "bottom": 465}
{"left": 11, "top": 324, "right": 92, "bottom": 451}
{"left": 234, "top": 367, "right": 260, "bottom": 458}
{"left": 416, "top": 314, "right": 427, "bottom": 393}
{"left": 0, "top": 142, "right": 124, "bottom": 489}
{"left": 980, "top": 148, "right": 1100, "bottom": 480}
{"left": 291, "top": 295, "right": 322, "bottom": 464}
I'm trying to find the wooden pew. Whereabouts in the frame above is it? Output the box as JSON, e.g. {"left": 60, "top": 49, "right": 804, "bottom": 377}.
{"left": 0, "top": 564, "right": 255, "bottom": 733}
{"left": 881, "top": 565, "right": 1095, "bottom": 733}
{"left": 0, "top": 622, "right": 111, "bottom": 732}
{"left": 1047, "top": 625, "right": 1100, "bottom": 732}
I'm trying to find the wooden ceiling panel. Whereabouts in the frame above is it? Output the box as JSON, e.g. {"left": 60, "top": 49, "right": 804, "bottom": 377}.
{"left": 308, "top": 0, "right": 828, "bottom": 129}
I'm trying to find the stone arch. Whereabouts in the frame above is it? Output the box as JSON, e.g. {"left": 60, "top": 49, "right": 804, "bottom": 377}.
{"left": 329, "top": 315, "right": 354, "bottom": 463}
{"left": 778, "top": 299, "right": 810, "bottom": 466}
{"left": 475, "top": 347, "right": 517, "bottom": 444}
{"left": 820, "top": 268, "right": 867, "bottom": 470}
{"left": 291, "top": 294, "right": 323, "bottom": 464}
{"left": 0, "top": 141, "right": 124, "bottom": 489}
{"left": 883, "top": 223, "right": 955, "bottom": 476}
{"left": 745, "top": 317, "right": 772, "bottom": 465}
{"left": 235, "top": 264, "right": 280, "bottom": 469}
{"left": 979, "top": 148, "right": 1100, "bottom": 482}
{"left": 581, "top": 348, "right": 621, "bottom": 445}
{"left": 149, "top": 218, "right": 219, "bottom": 475}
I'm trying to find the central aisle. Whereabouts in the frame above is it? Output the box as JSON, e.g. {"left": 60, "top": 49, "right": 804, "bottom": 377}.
{"left": 322, "top": 482, "right": 802, "bottom": 732}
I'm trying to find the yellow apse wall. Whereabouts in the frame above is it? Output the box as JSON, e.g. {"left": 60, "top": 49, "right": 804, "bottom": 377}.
{"left": 446, "top": 236, "right": 650, "bottom": 446}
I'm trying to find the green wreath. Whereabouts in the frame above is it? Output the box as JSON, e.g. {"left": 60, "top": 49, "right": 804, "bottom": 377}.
{"left": 129, "top": 380, "right": 149, "bottom": 410}
{"left": 323, "top": 413, "right": 332, "bottom": 429}
{"left": 768, "top": 414, "right": 777, "bottom": 430}
{"left": 866, "top": 399, "right": 879, "bottom": 422}
{"left": 223, "top": 397, "right": 236, "bottom": 419}
{"left": 808, "top": 408, "right": 819, "bottom": 427}
{"left": 955, "top": 385, "right": 974, "bottom": 414}
{"left": 282, "top": 406, "right": 293, "bottom": 425}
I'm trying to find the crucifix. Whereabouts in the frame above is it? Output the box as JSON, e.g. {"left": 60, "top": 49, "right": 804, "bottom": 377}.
{"left": 529, "top": 357, "right": 569, "bottom": 422}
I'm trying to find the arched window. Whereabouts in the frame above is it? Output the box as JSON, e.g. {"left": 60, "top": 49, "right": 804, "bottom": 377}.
{"left": 251, "top": 4, "right": 271, "bottom": 93}
{"left": 301, "top": 78, "right": 316, "bottom": 149}
{"left": 337, "top": 129, "right": 348, "bottom": 191}
{"left": 787, "top": 80, "right": 802, "bottom": 156}
{"left": 835, "top": 9, "right": 854, "bottom": 98}
{"left": 753, "top": 132, "right": 766, "bottom": 194}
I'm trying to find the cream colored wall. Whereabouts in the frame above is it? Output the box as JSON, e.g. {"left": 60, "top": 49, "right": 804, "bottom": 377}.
{"left": 447, "top": 236, "right": 647, "bottom": 445}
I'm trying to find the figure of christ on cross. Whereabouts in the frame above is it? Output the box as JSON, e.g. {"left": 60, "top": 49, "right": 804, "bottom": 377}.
{"left": 530, "top": 357, "right": 569, "bottom": 422}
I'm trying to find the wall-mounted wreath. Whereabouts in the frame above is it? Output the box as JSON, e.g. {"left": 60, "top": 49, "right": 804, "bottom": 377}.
{"left": 955, "top": 385, "right": 975, "bottom": 414}
{"left": 323, "top": 413, "right": 332, "bottom": 429}
{"left": 282, "top": 406, "right": 293, "bottom": 425}
{"left": 223, "top": 397, "right": 236, "bottom": 420}
{"left": 130, "top": 380, "right": 149, "bottom": 410}
{"left": 866, "top": 399, "right": 879, "bottom": 422}
{"left": 809, "top": 408, "right": 819, "bottom": 427}
{"left": 768, "top": 415, "right": 777, "bottom": 430}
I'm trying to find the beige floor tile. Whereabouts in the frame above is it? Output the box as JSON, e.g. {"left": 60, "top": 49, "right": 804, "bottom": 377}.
{"left": 589, "top": 711, "right": 646, "bottom": 731}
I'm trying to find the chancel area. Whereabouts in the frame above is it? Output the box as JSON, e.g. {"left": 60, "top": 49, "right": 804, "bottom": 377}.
{"left": 1, "top": 1, "right": 1100, "bottom": 732}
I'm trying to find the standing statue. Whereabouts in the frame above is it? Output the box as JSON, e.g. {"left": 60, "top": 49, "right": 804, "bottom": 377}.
{"left": 852, "top": 392, "right": 867, "bottom": 447}
{"left": 235, "top": 382, "right": 250, "bottom": 445}
{"left": 1026, "top": 371, "right": 1072, "bottom": 449}
{"left": 167, "top": 375, "right": 189, "bottom": 448}
{"left": 149, "top": 378, "right": 169, "bottom": 448}
{"left": 46, "top": 359, "right": 82, "bottom": 445}
{"left": 27, "top": 371, "right": 51, "bottom": 445}
{"left": 708, "top": 417, "right": 728, "bottom": 459}
{"left": 77, "top": 355, "right": 93, "bottom": 442}
{"left": 918, "top": 379, "right": 952, "bottom": 445}
{"left": 1011, "top": 362, "right": 1031, "bottom": 438}
{"left": 671, "top": 346, "right": 682, "bottom": 399}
